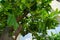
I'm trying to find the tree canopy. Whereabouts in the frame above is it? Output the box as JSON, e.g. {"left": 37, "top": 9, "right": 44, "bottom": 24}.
{"left": 0, "top": 0, "right": 60, "bottom": 40}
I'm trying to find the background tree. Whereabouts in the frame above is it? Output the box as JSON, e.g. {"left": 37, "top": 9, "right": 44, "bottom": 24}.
{"left": 0, "top": 0, "right": 60, "bottom": 40}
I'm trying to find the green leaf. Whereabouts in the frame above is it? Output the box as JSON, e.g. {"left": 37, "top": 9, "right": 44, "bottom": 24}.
{"left": 0, "top": 4, "right": 4, "bottom": 12}
{"left": 7, "top": 14, "right": 19, "bottom": 30}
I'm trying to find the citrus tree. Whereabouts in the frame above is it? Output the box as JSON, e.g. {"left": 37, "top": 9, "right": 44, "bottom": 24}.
{"left": 0, "top": 0, "right": 60, "bottom": 40}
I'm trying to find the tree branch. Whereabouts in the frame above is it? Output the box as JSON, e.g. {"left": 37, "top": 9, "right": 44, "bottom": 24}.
{"left": 14, "top": 8, "right": 29, "bottom": 40}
